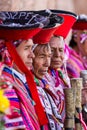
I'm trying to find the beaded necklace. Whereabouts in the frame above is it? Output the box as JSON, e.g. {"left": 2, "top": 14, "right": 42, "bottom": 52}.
{"left": 34, "top": 76, "right": 57, "bottom": 99}
{"left": 58, "top": 69, "right": 69, "bottom": 88}
{"left": 50, "top": 68, "right": 69, "bottom": 88}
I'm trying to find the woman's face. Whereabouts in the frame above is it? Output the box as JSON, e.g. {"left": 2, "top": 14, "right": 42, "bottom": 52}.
{"left": 75, "top": 30, "right": 87, "bottom": 56}
{"left": 16, "top": 39, "right": 35, "bottom": 70}
{"left": 49, "top": 36, "right": 64, "bottom": 69}
{"left": 33, "top": 44, "right": 51, "bottom": 79}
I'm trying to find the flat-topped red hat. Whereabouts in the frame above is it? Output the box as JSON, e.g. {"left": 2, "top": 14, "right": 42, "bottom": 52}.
{"left": 50, "top": 10, "right": 77, "bottom": 39}
{"left": 72, "top": 14, "right": 87, "bottom": 30}
{"left": 0, "top": 11, "right": 51, "bottom": 126}
{"left": 33, "top": 12, "right": 64, "bottom": 44}
{"left": 0, "top": 11, "right": 49, "bottom": 41}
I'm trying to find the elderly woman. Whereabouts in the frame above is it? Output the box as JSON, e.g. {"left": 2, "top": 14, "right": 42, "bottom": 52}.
{"left": 49, "top": 11, "right": 87, "bottom": 129}
{"left": 49, "top": 35, "right": 70, "bottom": 124}
{"left": 48, "top": 11, "right": 77, "bottom": 125}
{"left": 33, "top": 43, "right": 64, "bottom": 130}
{"left": 32, "top": 12, "right": 64, "bottom": 129}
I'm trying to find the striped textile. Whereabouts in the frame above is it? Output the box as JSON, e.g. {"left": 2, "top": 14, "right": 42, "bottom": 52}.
{"left": 48, "top": 69, "right": 71, "bottom": 123}
{"left": 2, "top": 66, "right": 40, "bottom": 130}
{"left": 66, "top": 46, "right": 85, "bottom": 78}
{"left": 35, "top": 75, "right": 63, "bottom": 130}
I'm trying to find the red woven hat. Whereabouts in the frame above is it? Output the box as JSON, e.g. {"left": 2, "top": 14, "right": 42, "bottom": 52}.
{"left": 33, "top": 13, "right": 63, "bottom": 44}
{"left": 0, "top": 11, "right": 50, "bottom": 126}
{"left": 72, "top": 14, "right": 87, "bottom": 30}
{"left": 33, "top": 27, "right": 60, "bottom": 44}
{"left": 50, "top": 10, "right": 77, "bottom": 39}
{"left": 0, "top": 11, "right": 49, "bottom": 41}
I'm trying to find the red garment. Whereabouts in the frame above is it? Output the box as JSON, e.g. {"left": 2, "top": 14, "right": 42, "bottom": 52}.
{"left": 66, "top": 46, "right": 85, "bottom": 78}
{"left": 2, "top": 66, "right": 40, "bottom": 130}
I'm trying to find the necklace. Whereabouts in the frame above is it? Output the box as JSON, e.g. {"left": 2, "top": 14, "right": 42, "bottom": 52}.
{"left": 50, "top": 69, "right": 69, "bottom": 88}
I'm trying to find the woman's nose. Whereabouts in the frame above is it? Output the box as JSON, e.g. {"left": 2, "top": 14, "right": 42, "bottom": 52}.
{"left": 44, "top": 58, "right": 51, "bottom": 67}
{"left": 55, "top": 49, "right": 60, "bottom": 57}
{"left": 29, "top": 50, "right": 35, "bottom": 58}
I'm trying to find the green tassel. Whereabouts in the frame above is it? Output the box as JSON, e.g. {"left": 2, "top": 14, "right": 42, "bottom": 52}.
{"left": 34, "top": 77, "right": 39, "bottom": 86}
{"left": 58, "top": 70, "right": 64, "bottom": 79}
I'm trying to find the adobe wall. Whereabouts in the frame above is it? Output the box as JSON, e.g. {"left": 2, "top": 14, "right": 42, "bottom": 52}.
{"left": 0, "top": 0, "right": 87, "bottom": 15}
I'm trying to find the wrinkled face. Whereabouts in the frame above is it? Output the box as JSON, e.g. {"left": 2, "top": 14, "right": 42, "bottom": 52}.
{"left": 75, "top": 30, "right": 87, "bottom": 56}
{"left": 33, "top": 44, "right": 51, "bottom": 79}
{"left": 16, "top": 39, "right": 35, "bottom": 70}
{"left": 49, "top": 36, "right": 64, "bottom": 69}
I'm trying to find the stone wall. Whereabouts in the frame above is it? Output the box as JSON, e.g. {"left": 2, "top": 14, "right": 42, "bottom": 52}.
{"left": 0, "top": 0, "right": 86, "bottom": 44}
{"left": 73, "top": 0, "right": 87, "bottom": 15}
{"left": 0, "top": 0, "right": 87, "bottom": 15}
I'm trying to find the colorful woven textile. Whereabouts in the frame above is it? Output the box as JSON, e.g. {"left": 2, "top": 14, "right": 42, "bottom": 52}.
{"left": 66, "top": 46, "right": 85, "bottom": 78}
{"left": 2, "top": 66, "right": 40, "bottom": 130}
{"left": 35, "top": 73, "right": 63, "bottom": 130}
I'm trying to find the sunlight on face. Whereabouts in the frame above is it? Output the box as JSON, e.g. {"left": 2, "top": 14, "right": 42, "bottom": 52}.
{"left": 33, "top": 44, "right": 51, "bottom": 79}
{"left": 15, "top": 39, "right": 35, "bottom": 72}
{"left": 49, "top": 36, "right": 64, "bottom": 69}
{"left": 75, "top": 30, "right": 87, "bottom": 56}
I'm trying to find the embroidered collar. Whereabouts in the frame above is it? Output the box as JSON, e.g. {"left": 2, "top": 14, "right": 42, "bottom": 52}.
{"left": 12, "top": 68, "right": 26, "bottom": 83}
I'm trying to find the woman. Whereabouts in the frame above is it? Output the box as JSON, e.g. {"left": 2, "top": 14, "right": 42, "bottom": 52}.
{"left": 67, "top": 14, "right": 87, "bottom": 78}
{"left": 49, "top": 36, "right": 70, "bottom": 123}
{"left": 48, "top": 10, "right": 78, "bottom": 130}
{"left": 32, "top": 12, "right": 64, "bottom": 129}
{"left": 67, "top": 14, "right": 87, "bottom": 126}
{"left": 49, "top": 12, "right": 87, "bottom": 129}
{"left": 0, "top": 11, "right": 49, "bottom": 130}
{"left": 33, "top": 43, "right": 63, "bottom": 130}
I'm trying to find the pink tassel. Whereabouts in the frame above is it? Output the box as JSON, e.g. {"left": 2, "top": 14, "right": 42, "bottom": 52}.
{"left": 79, "top": 113, "right": 87, "bottom": 130}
